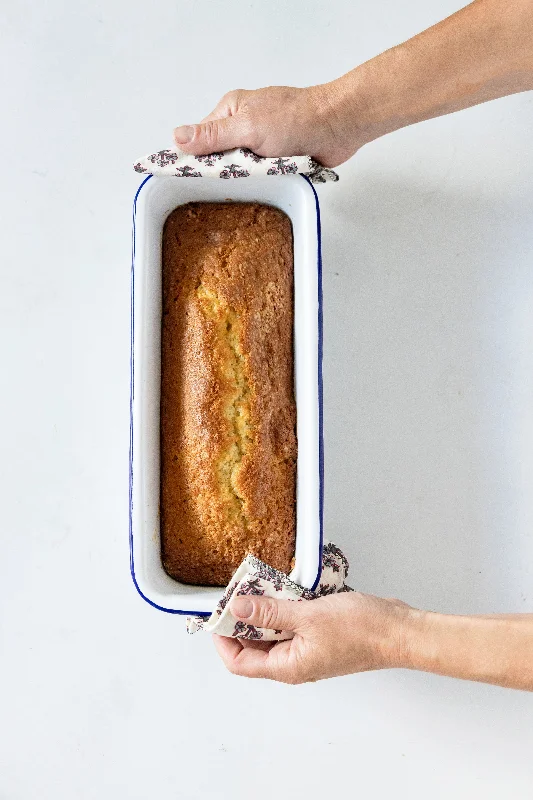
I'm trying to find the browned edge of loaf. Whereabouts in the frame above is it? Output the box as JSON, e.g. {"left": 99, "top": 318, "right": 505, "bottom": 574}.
{"left": 160, "top": 201, "right": 297, "bottom": 586}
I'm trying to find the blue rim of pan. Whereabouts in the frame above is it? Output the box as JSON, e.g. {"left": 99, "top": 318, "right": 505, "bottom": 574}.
{"left": 129, "top": 174, "right": 324, "bottom": 615}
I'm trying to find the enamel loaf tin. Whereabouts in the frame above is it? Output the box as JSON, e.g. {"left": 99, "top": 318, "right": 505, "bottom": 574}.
{"left": 130, "top": 175, "right": 324, "bottom": 615}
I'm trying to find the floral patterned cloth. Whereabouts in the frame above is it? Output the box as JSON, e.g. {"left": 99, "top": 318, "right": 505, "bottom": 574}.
{"left": 186, "top": 541, "right": 353, "bottom": 640}
{"left": 133, "top": 147, "right": 339, "bottom": 183}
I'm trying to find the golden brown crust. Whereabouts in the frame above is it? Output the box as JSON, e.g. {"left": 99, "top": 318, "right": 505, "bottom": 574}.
{"left": 160, "top": 202, "right": 296, "bottom": 586}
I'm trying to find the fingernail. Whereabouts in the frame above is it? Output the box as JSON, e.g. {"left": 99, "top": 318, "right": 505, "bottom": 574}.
{"left": 174, "top": 125, "right": 195, "bottom": 144}
{"left": 232, "top": 597, "right": 253, "bottom": 619}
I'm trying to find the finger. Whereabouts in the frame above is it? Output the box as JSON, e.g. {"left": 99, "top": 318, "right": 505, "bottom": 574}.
{"left": 237, "top": 639, "right": 297, "bottom": 682}
{"left": 212, "top": 636, "right": 273, "bottom": 655}
{"left": 173, "top": 115, "right": 250, "bottom": 155}
{"left": 199, "top": 89, "right": 240, "bottom": 124}
{"left": 214, "top": 634, "right": 299, "bottom": 682}
{"left": 199, "top": 101, "right": 233, "bottom": 125}
{"left": 199, "top": 110, "right": 223, "bottom": 124}
{"left": 238, "top": 639, "right": 274, "bottom": 652}
{"left": 213, "top": 633, "right": 271, "bottom": 679}
{"left": 230, "top": 595, "right": 304, "bottom": 633}
{"left": 212, "top": 634, "right": 243, "bottom": 661}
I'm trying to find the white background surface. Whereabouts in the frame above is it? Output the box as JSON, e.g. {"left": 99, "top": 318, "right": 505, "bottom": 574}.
{"left": 1, "top": 0, "right": 532, "bottom": 797}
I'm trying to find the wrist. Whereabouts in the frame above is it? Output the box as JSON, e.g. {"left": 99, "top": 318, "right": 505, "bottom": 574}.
{"left": 311, "top": 77, "right": 374, "bottom": 162}
{"left": 404, "top": 611, "right": 498, "bottom": 679}
{"left": 353, "top": 596, "right": 429, "bottom": 671}
{"left": 382, "top": 604, "right": 429, "bottom": 670}
{"left": 338, "top": 44, "right": 417, "bottom": 143}
{"left": 397, "top": 611, "right": 525, "bottom": 686}
{"left": 313, "top": 45, "right": 413, "bottom": 161}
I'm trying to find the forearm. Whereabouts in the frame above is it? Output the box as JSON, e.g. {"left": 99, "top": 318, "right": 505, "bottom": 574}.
{"left": 401, "top": 610, "right": 533, "bottom": 690}
{"left": 325, "top": 0, "right": 533, "bottom": 149}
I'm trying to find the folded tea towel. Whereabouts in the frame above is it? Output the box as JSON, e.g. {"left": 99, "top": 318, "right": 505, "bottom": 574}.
{"left": 133, "top": 147, "right": 339, "bottom": 184}
{"left": 186, "top": 541, "right": 353, "bottom": 640}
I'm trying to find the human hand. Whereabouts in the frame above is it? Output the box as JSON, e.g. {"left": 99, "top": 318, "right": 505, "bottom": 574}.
{"left": 173, "top": 0, "right": 533, "bottom": 173}
{"left": 172, "top": 83, "right": 362, "bottom": 168}
{"left": 213, "top": 591, "right": 418, "bottom": 684}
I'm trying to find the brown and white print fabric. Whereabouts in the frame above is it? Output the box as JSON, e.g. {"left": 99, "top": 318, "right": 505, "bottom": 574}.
{"left": 186, "top": 541, "right": 353, "bottom": 641}
{"left": 133, "top": 147, "right": 339, "bottom": 183}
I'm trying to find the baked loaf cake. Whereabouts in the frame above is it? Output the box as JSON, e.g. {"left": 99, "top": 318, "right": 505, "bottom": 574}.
{"left": 161, "top": 202, "right": 296, "bottom": 586}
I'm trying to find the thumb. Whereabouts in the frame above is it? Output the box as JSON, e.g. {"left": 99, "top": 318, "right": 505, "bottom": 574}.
{"left": 230, "top": 594, "right": 305, "bottom": 632}
{"left": 173, "top": 116, "right": 248, "bottom": 155}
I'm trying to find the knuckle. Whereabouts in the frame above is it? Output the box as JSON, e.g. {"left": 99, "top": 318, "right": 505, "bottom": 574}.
{"left": 202, "top": 120, "right": 219, "bottom": 148}
{"left": 223, "top": 88, "right": 240, "bottom": 102}
{"left": 257, "top": 599, "right": 281, "bottom": 630}
{"left": 221, "top": 89, "right": 245, "bottom": 115}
